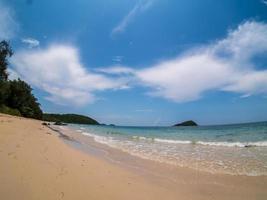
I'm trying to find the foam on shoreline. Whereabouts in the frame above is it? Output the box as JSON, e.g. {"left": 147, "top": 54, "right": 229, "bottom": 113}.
{"left": 76, "top": 130, "right": 267, "bottom": 176}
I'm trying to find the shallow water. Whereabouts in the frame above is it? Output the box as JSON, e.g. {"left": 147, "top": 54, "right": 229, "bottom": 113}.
{"left": 67, "top": 122, "right": 267, "bottom": 176}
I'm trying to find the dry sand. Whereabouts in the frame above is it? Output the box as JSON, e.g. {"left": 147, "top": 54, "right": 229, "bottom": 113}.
{"left": 0, "top": 113, "right": 267, "bottom": 200}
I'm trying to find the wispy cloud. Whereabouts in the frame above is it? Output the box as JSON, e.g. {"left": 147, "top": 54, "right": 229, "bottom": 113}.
{"left": 111, "top": 0, "right": 154, "bottom": 36}
{"left": 112, "top": 56, "right": 124, "bottom": 63}
{"left": 0, "top": 3, "right": 18, "bottom": 40}
{"left": 22, "top": 38, "right": 40, "bottom": 48}
{"left": 135, "top": 109, "right": 153, "bottom": 112}
{"left": 96, "top": 66, "right": 135, "bottom": 75}
{"left": 262, "top": 0, "right": 267, "bottom": 6}
{"left": 11, "top": 45, "right": 130, "bottom": 106}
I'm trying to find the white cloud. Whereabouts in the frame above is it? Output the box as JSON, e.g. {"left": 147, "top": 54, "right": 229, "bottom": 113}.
{"left": 262, "top": 0, "right": 267, "bottom": 6}
{"left": 136, "top": 54, "right": 233, "bottom": 102}
{"left": 10, "top": 20, "right": 267, "bottom": 106}
{"left": 0, "top": 3, "right": 18, "bottom": 40}
{"left": 96, "top": 66, "right": 135, "bottom": 75}
{"left": 223, "top": 70, "right": 267, "bottom": 95}
{"left": 22, "top": 38, "right": 40, "bottom": 48}
{"left": 111, "top": 0, "right": 154, "bottom": 36}
{"left": 134, "top": 21, "right": 267, "bottom": 102}
{"left": 11, "top": 45, "right": 129, "bottom": 106}
{"left": 7, "top": 68, "right": 20, "bottom": 80}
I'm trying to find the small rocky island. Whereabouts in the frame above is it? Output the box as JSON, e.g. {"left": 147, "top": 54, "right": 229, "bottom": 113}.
{"left": 174, "top": 120, "right": 198, "bottom": 127}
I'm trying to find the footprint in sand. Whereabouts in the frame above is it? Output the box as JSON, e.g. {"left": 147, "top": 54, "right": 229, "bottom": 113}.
{"left": 7, "top": 152, "right": 17, "bottom": 159}
{"left": 58, "top": 167, "right": 68, "bottom": 177}
{"left": 60, "top": 192, "right": 64, "bottom": 199}
{"left": 8, "top": 152, "right": 15, "bottom": 156}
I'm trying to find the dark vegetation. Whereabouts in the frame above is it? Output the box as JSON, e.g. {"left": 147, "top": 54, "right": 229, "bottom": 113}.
{"left": 174, "top": 120, "right": 198, "bottom": 126}
{"left": 43, "top": 113, "right": 99, "bottom": 125}
{"left": 0, "top": 40, "right": 42, "bottom": 119}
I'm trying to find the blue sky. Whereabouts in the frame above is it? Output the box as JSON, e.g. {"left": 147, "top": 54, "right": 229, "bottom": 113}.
{"left": 1, "top": 0, "right": 267, "bottom": 126}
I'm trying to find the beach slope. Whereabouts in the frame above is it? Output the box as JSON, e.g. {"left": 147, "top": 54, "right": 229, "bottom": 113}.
{"left": 0, "top": 114, "right": 176, "bottom": 200}
{"left": 0, "top": 114, "right": 266, "bottom": 200}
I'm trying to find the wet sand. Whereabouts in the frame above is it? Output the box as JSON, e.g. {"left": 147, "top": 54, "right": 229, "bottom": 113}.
{"left": 0, "top": 113, "right": 267, "bottom": 200}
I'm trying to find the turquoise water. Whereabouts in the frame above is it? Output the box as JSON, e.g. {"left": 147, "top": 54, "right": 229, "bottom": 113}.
{"left": 68, "top": 122, "right": 267, "bottom": 176}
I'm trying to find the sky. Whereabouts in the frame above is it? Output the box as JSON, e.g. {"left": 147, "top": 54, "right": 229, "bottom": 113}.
{"left": 0, "top": 0, "right": 267, "bottom": 126}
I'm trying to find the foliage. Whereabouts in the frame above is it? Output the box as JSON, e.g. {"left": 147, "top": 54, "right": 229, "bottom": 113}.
{"left": 7, "top": 79, "right": 43, "bottom": 119}
{"left": 43, "top": 113, "right": 99, "bottom": 125}
{"left": 0, "top": 80, "right": 10, "bottom": 105}
{"left": 0, "top": 105, "right": 21, "bottom": 116}
{"left": 0, "top": 40, "right": 43, "bottom": 119}
{"left": 0, "top": 40, "right": 13, "bottom": 81}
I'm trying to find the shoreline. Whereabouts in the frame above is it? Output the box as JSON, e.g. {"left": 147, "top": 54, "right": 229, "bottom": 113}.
{"left": 61, "top": 124, "right": 267, "bottom": 176}
{"left": 1, "top": 114, "right": 267, "bottom": 200}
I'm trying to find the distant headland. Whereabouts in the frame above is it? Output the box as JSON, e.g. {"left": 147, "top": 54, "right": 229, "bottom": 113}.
{"left": 43, "top": 113, "right": 99, "bottom": 125}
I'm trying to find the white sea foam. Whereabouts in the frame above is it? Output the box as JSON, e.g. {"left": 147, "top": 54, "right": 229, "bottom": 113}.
{"left": 131, "top": 135, "right": 267, "bottom": 147}
{"left": 82, "top": 132, "right": 115, "bottom": 146}
{"left": 196, "top": 141, "right": 267, "bottom": 147}
{"left": 154, "top": 139, "right": 267, "bottom": 147}
{"left": 154, "top": 138, "right": 192, "bottom": 144}
{"left": 139, "top": 136, "right": 148, "bottom": 140}
{"left": 77, "top": 130, "right": 267, "bottom": 176}
{"left": 59, "top": 126, "right": 67, "bottom": 130}
{"left": 81, "top": 132, "right": 94, "bottom": 137}
{"left": 132, "top": 136, "right": 192, "bottom": 144}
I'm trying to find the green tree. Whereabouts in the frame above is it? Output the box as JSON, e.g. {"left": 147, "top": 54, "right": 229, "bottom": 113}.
{"left": 7, "top": 79, "right": 43, "bottom": 119}
{"left": 0, "top": 40, "right": 13, "bottom": 81}
{"left": 0, "top": 40, "right": 43, "bottom": 119}
{"left": 0, "top": 41, "right": 12, "bottom": 105}
{"left": 0, "top": 80, "right": 10, "bottom": 105}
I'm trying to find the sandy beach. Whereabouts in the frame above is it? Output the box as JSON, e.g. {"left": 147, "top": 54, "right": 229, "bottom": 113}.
{"left": 1, "top": 113, "right": 267, "bottom": 200}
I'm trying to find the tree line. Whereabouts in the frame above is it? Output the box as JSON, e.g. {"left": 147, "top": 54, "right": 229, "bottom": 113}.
{"left": 43, "top": 113, "right": 99, "bottom": 125}
{"left": 0, "top": 40, "right": 43, "bottom": 119}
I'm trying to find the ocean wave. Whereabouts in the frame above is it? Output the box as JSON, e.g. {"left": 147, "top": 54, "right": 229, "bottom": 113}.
{"left": 197, "top": 141, "right": 267, "bottom": 147}
{"left": 81, "top": 132, "right": 267, "bottom": 148}
{"left": 60, "top": 125, "right": 267, "bottom": 177}
{"left": 82, "top": 132, "right": 115, "bottom": 146}
{"left": 133, "top": 136, "right": 192, "bottom": 144}
{"left": 155, "top": 139, "right": 267, "bottom": 147}
{"left": 154, "top": 138, "right": 192, "bottom": 144}
{"left": 132, "top": 136, "right": 152, "bottom": 141}
{"left": 132, "top": 136, "right": 267, "bottom": 147}
{"left": 75, "top": 130, "right": 267, "bottom": 176}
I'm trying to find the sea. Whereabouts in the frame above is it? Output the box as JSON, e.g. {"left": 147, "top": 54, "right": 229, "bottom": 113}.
{"left": 65, "top": 121, "right": 267, "bottom": 176}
